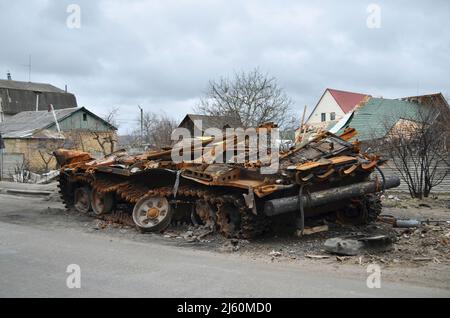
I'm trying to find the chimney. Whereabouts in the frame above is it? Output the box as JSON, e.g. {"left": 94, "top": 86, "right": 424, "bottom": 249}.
{"left": 65, "top": 84, "right": 67, "bottom": 93}
{"left": 7, "top": 72, "right": 11, "bottom": 80}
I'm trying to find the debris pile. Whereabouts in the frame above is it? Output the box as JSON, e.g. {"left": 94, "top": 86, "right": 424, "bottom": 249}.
{"left": 191, "top": 214, "right": 450, "bottom": 266}
{"left": 12, "top": 170, "right": 59, "bottom": 184}
{"left": 389, "top": 221, "right": 450, "bottom": 264}
{"left": 75, "top": 205, "right": 449, "bottom": 267}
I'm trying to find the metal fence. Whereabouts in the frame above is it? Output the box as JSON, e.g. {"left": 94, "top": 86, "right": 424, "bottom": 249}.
{"left": 380, "top": 159, "right": 450, "bottom": 195}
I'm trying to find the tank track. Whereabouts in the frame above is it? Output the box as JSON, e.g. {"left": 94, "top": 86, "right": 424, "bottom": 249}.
{"left": 364, "top": 193, "right": 383, "bottom": 223}
{"left": 58, "top": 172, "right": 75, "bottom": 209}
{"left": 57, "top": 173, "right": 270, "bottom": 238}
{"left": 336, "top": 193, "right": 383, "bottom": 225}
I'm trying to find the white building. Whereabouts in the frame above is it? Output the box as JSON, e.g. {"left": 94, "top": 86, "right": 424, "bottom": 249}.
{"left": 305, "top": 88, "right": 370, "bottom": 129}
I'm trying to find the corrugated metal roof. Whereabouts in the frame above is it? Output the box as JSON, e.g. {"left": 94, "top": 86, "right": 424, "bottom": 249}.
{"left": 328, "top": 89, "right": 371, "bottom": 113}
{"left": 0, "top": 79, "right": 77, "bottom": 115}
{"left": 338, "top": 98, "right": 422, "bottom": 141}
{"left": 0, "top": 108, "right": 79, "bottom": 138}
{"left": 0, "top": 79, "right": 66, "bottom": 93}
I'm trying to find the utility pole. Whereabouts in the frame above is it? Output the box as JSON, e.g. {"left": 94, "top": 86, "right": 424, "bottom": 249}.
{"left": 138, "top": 105, "right": 143, "bottom": 148}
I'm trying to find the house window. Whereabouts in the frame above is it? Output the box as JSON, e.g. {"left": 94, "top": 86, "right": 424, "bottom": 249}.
{"left": 321, "top": 113, "right": 326, "bottom": 122}
{"left": 83, "top": 113, "right": 87, "bottom": 121}
{"left": 330, "top": 112, "right": 336, "bottom": 121}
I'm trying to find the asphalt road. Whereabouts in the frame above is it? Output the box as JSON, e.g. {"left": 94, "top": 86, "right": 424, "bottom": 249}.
{"left": 0, "top": 193, "right": 449, "bottom": 298}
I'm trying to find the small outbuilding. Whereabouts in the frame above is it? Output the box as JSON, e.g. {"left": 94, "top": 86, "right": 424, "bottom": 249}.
{"left": 0, "top": 107, "right": 117, "bottom": 176}
{"left": 177, "top": 114, "right": 243, "bottom": 136}
{"left": 0, "top": 78, "right": 77, "bottom": 121}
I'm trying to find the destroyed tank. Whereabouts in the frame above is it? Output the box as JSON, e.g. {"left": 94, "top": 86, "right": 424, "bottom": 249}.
{"left": 54, "top": 126, "right": 400, "bottom": 238}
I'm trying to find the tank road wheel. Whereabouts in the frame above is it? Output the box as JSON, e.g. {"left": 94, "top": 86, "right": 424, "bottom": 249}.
{"left": 74, "top": 186, "right": 91, "bottom": 213}
{"left": 336, "top": 194, "right": 382, "bottom": 225}
{"left": 132, "top": 196, "right": 173, "bottom": 233}
{"left": 193, "top": 200, "right": 216, "bottom": 227}
{"left": 91, "top": 188, "right": 115, "bottom": 215}
{"left": 216, "top": 202, "right": 241, "bottom": 238}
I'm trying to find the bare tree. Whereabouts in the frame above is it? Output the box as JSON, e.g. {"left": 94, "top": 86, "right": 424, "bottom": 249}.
{"left": 132, "top": 111, "right": 178, "bottom": 149}
{"left": 195, "top": 68, "right": 293, "bottom": 128}
{"left": 10, "top": 159, "right": 31, "bottom": 183}
{"left": 92, "top": 132, "right": 117, "bottom": 156}
{"left": 380, "top": 102, "right": 450, "bottom": 198}
{"left": 102, "top": 107, "right": 119, "bottom": 129}
{"left": 90, "top": 107, "right": 120, "bottom": 156}
{"left": 280, "top": 114, "right": 301, "bottom": 141}
{"left": 34, "top": 139, "right": 65, "bottom": 173}
{"left": 38, "top": 150, "right": 54, "bottom": 173}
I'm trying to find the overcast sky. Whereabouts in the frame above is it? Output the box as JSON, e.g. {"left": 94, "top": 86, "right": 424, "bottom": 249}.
{"left": 0, "top": 0, "right": 449, "bottom": 134}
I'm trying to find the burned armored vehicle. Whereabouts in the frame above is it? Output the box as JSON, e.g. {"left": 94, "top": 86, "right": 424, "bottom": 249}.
{"left": 55, "top": 126, "right": 399, "bottom": 238}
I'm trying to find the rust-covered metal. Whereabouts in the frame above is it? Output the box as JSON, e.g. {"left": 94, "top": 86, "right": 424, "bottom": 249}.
{"left": 55, "top": 127, "right": 399, "bottom": 238}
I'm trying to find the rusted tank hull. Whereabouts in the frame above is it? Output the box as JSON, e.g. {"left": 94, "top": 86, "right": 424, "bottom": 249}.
{"left": 55, "top": 127, "right": 399, "bottom": 238}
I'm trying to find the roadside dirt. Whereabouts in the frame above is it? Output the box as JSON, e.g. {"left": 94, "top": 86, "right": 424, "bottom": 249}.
{"left": 154, "top": 193, "right": 450, "bottom": 265}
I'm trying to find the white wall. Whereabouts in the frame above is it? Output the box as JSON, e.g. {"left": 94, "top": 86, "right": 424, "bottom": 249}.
{"left": 307, "top": 90, "right": 345, "bottom": 125}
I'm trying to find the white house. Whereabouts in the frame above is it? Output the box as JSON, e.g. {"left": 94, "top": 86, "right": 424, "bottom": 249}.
{"left": 305, "top": 88, "right": 370, "bottom": 129}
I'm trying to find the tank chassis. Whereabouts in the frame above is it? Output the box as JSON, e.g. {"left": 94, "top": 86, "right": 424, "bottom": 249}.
{"left": 54, "top": 127, "right": 399, "bottom": 238}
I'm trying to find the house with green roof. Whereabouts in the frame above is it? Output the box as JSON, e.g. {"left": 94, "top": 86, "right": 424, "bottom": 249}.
{"left": 335, "top": 94, "right": 450, "bottom": 194}
{"left": 337, "top": 97, "right": 425, "bottom": 142}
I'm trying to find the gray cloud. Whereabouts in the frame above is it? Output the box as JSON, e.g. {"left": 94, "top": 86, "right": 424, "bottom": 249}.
{"left": 0, "top": 0, "right": 449, "bottom": 133}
